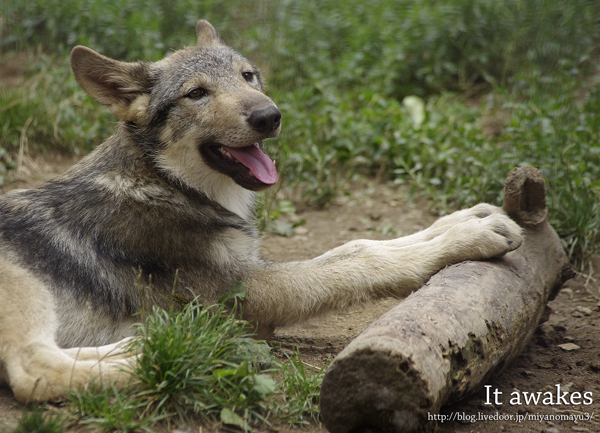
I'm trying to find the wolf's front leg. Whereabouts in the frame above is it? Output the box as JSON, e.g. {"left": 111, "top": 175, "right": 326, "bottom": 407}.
{"left": 243, "top": 208, "right": 522, "bottom": 336}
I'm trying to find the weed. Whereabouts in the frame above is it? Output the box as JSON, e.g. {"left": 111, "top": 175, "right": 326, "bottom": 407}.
{"left": 259, "top": 199, "right": 306, "bottom": 237}
{"left": 64, "top": 283, "right": 324, "bottom": 431}
{"left": 0, "top": 53, "right": 113, "bottom": 163}
{"left": 13, "top": 406, "right": 63, "bottom": 433}
{"left": 0, "top": 147, "right": 17, "bottom": 186}
{"left": 275, "top": 348, "right": 327, "bottom": 426}
{"left": 69, "top": 385, "right": 156, "bottom": 432}
{"left": 129, "top": 292, "right": 275, "bottom": 429}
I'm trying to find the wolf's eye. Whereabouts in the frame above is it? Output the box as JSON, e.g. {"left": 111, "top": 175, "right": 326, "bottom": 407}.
{"left": 242, "top": 71, "right": 254, "bottom": 82}
{"left": 187, "top": 88, "right": 208, "bottom": 99}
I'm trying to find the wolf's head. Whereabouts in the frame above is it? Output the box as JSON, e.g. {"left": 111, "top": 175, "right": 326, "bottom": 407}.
{"left": 70, "top": 20, "right": 281, "bottom": 213}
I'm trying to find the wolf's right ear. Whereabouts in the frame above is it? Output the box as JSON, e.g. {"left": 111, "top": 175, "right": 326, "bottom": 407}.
{"left": 70, "top": 46, "right": 151, "bottom": 122}
{"left": 196, "top": 20, "right": 224, "bottom": 47}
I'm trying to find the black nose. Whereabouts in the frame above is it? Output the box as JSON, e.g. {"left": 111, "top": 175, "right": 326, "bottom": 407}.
{"left": 247, "top": 106, "right": 281, "bottom": 134}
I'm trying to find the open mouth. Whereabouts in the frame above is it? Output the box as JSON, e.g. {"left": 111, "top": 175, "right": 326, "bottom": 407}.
{"left": 201, "top": 141, "right": 278, "bottom": 191}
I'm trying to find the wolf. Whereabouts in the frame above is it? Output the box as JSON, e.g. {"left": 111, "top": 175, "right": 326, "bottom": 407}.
{"left": 0, "top": 20, "right": 523, "bottom": 403}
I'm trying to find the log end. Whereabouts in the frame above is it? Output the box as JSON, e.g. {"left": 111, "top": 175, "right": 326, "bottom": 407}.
{"left": 502, "top": 166, "right": 575, "bottom": 291}
{"left": 320, "top": 347, "right": 434, "bottom": 433}
{"left": 502, "top": 166, "right": 548, "bottom": 227}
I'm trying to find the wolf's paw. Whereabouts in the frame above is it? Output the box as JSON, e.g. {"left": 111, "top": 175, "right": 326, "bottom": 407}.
{"left": 441, "top": 212, "right": 523, "bottom": 261}
{"left": 421, "top": 203, "right": 509, "bottom": 242}
{"left": 431, "top": 203, "right": 506, "bottom": 231}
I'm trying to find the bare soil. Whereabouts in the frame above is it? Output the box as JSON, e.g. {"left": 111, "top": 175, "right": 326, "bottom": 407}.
{"left": 263, "top": 185, "right": 600, "bottom": 433}
{"left": 0, "top": 160, "right": 599, "bottom": 433}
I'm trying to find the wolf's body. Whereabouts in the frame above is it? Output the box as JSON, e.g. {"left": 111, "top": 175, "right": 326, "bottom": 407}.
{"left": 0, "top": 20, "right": 523, "bottom": 402}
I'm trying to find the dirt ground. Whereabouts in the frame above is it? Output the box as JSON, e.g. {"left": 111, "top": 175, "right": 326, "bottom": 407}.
{"left": 0, "top": 159, "right": 599, "bottom": 433}
{"left": 263, "top": 184, "right": 600, "bottom": 433}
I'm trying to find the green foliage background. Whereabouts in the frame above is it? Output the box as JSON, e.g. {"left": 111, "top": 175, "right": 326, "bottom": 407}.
{"left": 1, "top": 0, "right": 600, "bottom": 266}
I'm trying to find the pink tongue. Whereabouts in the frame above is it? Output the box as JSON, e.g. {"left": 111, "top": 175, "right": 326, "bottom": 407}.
{"left": 223, "top": 145, "right": 278, "bottom": 184}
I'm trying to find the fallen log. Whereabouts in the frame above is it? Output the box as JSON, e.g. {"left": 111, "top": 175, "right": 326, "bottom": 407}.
{"left": 319, "top": 166, "right": 574, "bottom": 433}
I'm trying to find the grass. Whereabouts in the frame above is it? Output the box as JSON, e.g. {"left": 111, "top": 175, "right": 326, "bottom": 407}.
{"left": 23, "top": 284, "right": 324, "bottom": 432}
{"left": 12, "top": 406, "right": 64, "bottom": 433}
{"left": 69, "top": 385, "right": 155, "bottom": 432}
{"left": 11, "top": 290, "right": 326, "bottom": 432}
{"left": 275, "top": 349, "right": 326, "bottom": 426}
{"left": 0, "top": 53, "right": 114, "bottom": 158}
{"left": 130, "top": 290, "right": 275, "bottom": 428}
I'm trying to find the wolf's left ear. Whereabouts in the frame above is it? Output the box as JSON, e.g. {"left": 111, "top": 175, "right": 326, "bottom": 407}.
{"left": 196, "top": 20, "right": 224, "bottom": 47}
{"left": 71, "top": 46, "right": 151, "bottom": 122}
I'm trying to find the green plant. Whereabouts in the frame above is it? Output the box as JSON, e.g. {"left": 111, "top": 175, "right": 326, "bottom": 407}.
{"left": 0, "top": 147, "right": 16, "bottom": 186}
{"left": 259, "top": 198, "right": 306, "bottom": 236}
{"left": 13, "top": 406, "right": 63, "bottom": 433}
{"left": 127, "top": 287, "right": 275, "bottom": 429}
{"left": 0, "top": 53, "right": 113, "bottom": 163}
{"left": 69, "top": 385, "right": 156, "bottom": 433}
{"left": 275, "top": 348, "right": 327, "bottom": 426}
{"left": 5, "top": 0, "right": 598, "bottom": 95}
{"left": 66, "top": 282, "right": 325, "bottom": 431}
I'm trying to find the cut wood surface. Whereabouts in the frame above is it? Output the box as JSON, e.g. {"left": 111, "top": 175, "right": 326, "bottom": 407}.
{"left": 320, "top": 166, "right": 574, "bottom": 433}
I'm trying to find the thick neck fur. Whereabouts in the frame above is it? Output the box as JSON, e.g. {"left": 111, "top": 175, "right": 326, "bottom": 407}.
{"left": 74, "top": 122, "right": 257, "bottom": 220}
{"left": 124, "top": 122, "right": 257, "bottom": 220}
{"left": 50, "top": 123, "right": 260, "bottom": 274}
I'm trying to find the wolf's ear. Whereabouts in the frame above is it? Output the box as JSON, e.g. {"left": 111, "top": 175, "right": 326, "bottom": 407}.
{"left": 70, "top": 46, "right": 151, "bottom": 122}
{"left": 196, "top": 20, "right": 223, "bottom": 47}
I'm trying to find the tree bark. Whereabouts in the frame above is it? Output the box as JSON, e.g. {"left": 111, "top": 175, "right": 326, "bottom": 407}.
{"left": 320, "top": 166, "right": 574, "bottom": 433}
